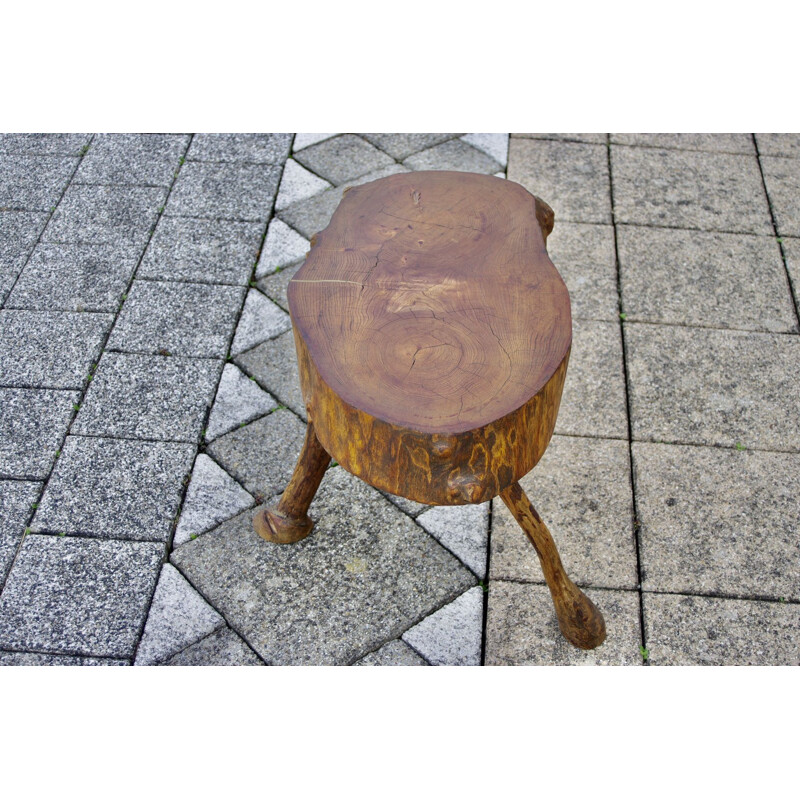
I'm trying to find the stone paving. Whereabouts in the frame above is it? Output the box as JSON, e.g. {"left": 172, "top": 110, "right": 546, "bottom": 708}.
{"left": 0, "top": 132, "right": 798, "bottom": 666}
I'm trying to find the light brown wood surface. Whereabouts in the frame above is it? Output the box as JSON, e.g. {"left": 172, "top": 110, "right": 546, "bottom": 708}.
{"left": 256, "top": 170, "right": 607, "bottom": 650}
{"left": 253, "top": 421, "right": 330, "bottom": 543}
{"left": 500, "top": 482, "right": 607, "bottom": 649}
{"left": 288, "top": 170, "right": 571, "bottom": 505}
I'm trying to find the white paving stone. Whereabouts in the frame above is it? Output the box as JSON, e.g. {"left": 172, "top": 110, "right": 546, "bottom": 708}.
{"left": 230, "top": 289, "right": 292, "bottom": 355}
{"left": 256, "top": 218, "right": 309, "bottom": 278}
{"left": 416, "top": 503, "right": 489, "bottom": 578}
{"left": 206, "top": 363, "right": 278, "bottom": 441}
{"left": 294, "top": 133, "right": 338, "bottom": 151}
{"left": 494, "top": 172, "right": 506, "bottom": 179}
{"left": 402, "top": 586, "right": 484, "bottom": 666}
{"left": 461, "top": 133, "right": 509, "bottom": 167}
{"left": 275, "top": 159, "right": 331, "bottom": 210}
{"left": 174, "top": 454, "right": 254, "bottom": 546}
{"left": 134, "top": 563, "right": 225, "bottom": 665}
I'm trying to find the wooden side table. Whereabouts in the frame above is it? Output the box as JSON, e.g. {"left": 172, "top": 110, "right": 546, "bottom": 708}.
{"left": 253, "top": 170, "right": 606, "bottom": 650}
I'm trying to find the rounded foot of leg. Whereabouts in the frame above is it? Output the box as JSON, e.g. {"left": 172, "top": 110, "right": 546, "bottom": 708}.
{"left": 253, "top": 507, "right": 313, "bottom": 544}
{"left": 554, "top": 584, "right": 607, "bottom": 650}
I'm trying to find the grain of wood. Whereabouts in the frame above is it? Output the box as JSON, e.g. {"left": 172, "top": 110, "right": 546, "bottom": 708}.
{"left": 254, "top": 170, "right": 606, "bottom": 651}
{"left": 288, "top": 170, "right": 571, "bottom": 504}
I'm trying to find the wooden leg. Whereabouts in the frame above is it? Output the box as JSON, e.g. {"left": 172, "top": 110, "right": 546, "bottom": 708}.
{"left": 500, "top": 482, "right": 606, "bottom": 650}
{"left": 253, "top": 421, "right": 331, "bottom": 544}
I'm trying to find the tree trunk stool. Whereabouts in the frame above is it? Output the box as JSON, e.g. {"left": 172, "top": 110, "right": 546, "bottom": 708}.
{"left": 253, "top": 170, "right": 606, "bottom": 651}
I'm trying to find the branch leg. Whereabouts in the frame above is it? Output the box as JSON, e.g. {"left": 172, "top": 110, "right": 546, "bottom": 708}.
{"left": 500, "top": 482, "right": 606, "bottom": 650}
{"left": 253, "top": 421, "right": 331, "bottom": 544}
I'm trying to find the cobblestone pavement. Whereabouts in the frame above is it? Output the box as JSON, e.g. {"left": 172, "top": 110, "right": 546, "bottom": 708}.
{"left": 0, "top": 133, "right": 798, "bottom": 665}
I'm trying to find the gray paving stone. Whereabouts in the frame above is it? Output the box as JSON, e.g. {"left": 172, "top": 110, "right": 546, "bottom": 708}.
{"left": 403, "top": 138, "right": 502, "bottom": 174}
{"left": 174, "top": 454, "right": 254, "bottom": 546}
{"left": 546, "top": 222, "right": 618, "bottom": 321}
{"left": 294, "top": 134, "right": 395, "bottom": 185}
{"left": 0, "top": 310, "right": 111, "bottom": 388}
{"left": 513, "top": 133, "right": 607, "bottom": 144}
{"left": 171, "top": 466, "right": 477, "bottom": 665}
{"left": 165, "top": 626, "right": 264, "bottom": 665}
{"left": 643, "top": 593, "right": 800, "bottom": 666}
{"left": 74, "top": 134, "right": 189, "bottom": 186}
{"left": 782, "top": 237, "right": 800, "bottom": 306}
{"left": 618, "top": 225, "right": 797, "bottom": 333}
{"left": 206, "top": 409, "right": 307, "bottom": 499}
{"left": 633, "top": 442, "right": 800, "bottom": 600}
{"left": 0, "top": 479, "right": 40, "bottom": 583}
{"left": 0, "top": 155, "right": 77, "bottom": 211}
{"left": 73, "top": 352, "right": 222, "bottom": 442}
{"left": 139, "top": 216, "right": 263, "bottom": 286}
{"left": 0, "top": 534, "right": 163, "bottom": 658}
{"left": 187, "top": 133, "right": 291, "bottom": 164}
{"left": 256, "top": 260, "right": 301, "bottom": 311}
{"left": 234, "top": 330, "right": 305, "bottom": 419}
{"left": 206, "top": 363, "right": 278, "bottom": 441}
{"left": 166, "top": 162, "right": 281, "bottom": 222}
{"left": 0, "top": 651, "right": 126, "bottom": 665}
{"left": 255, "top": 218, "right": 308, "bottom": 278}
{"left": 417, "top": 503, "right": 489, "bottom": 578}
{"left": 402, "top": 586, "right": 483, "bottom": 666}
{"left": 0, "top": 134, "right": 91, "bottom": 156}
{"left": 31, "top": 436, "right": 194, "bottom": 542}
{"left": 610, "top": 133, "right": 754, "bottom": 154}
{"left": 0, "top": 389, "right": 78, "bottom": 479}
{"left": 293, "top": 133, "right": 337, "bottom": 151}
{"left": 490, "top": 435, "right": 637, "bottom": 590}
{"left": 512, "top": 140, "right": 612, "bottom": 226}
{"left": 277, "top": 164, "right": 409, "bottom": 239}
{"left": 610, "top": 146, "right": 773, "bottom": 234}
{"left": 755, "top": 133, "right": 800, "bottom": 159}
{"left": 379, "top": 492, "right": 430, "bottom": 518}
{"left": 353, "top": 639, "right": 428, "bottom": 666}
{"left": 274, "top": 159, "right": 332, "bottom": 211}
{"left": 460, "top": 133, "right": 509, "bottom": 168}
{"left": 360, "top": 133, "right": 460, "bottom": 160}
{"left": 6, "top": 242, "right": 139, "bottom": 312}
{"left": 761, "top": 156, "right": 800, "bottom": 237}
{"left": 625, "top": 324, "right": 800, "bottom": 450}
{"left": 555, "top": 319, "right": 628, "bottom": 439}
{"left": 485, "top": 582, "right": 642, "bottom": 665}
{"left": 135, "top": 563, "right": 225, "bottom": 665}
{"left": 230, "top": 289, "right": 291, "bottom": 355}
{"left": 108, "top": 280, "right": 244, "bottom": 358}
{"left": 0, "top": 211, "right": 48, "bottom": 304}
{"left": 44, "top": 184, "right": 166, "bottom": 250}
